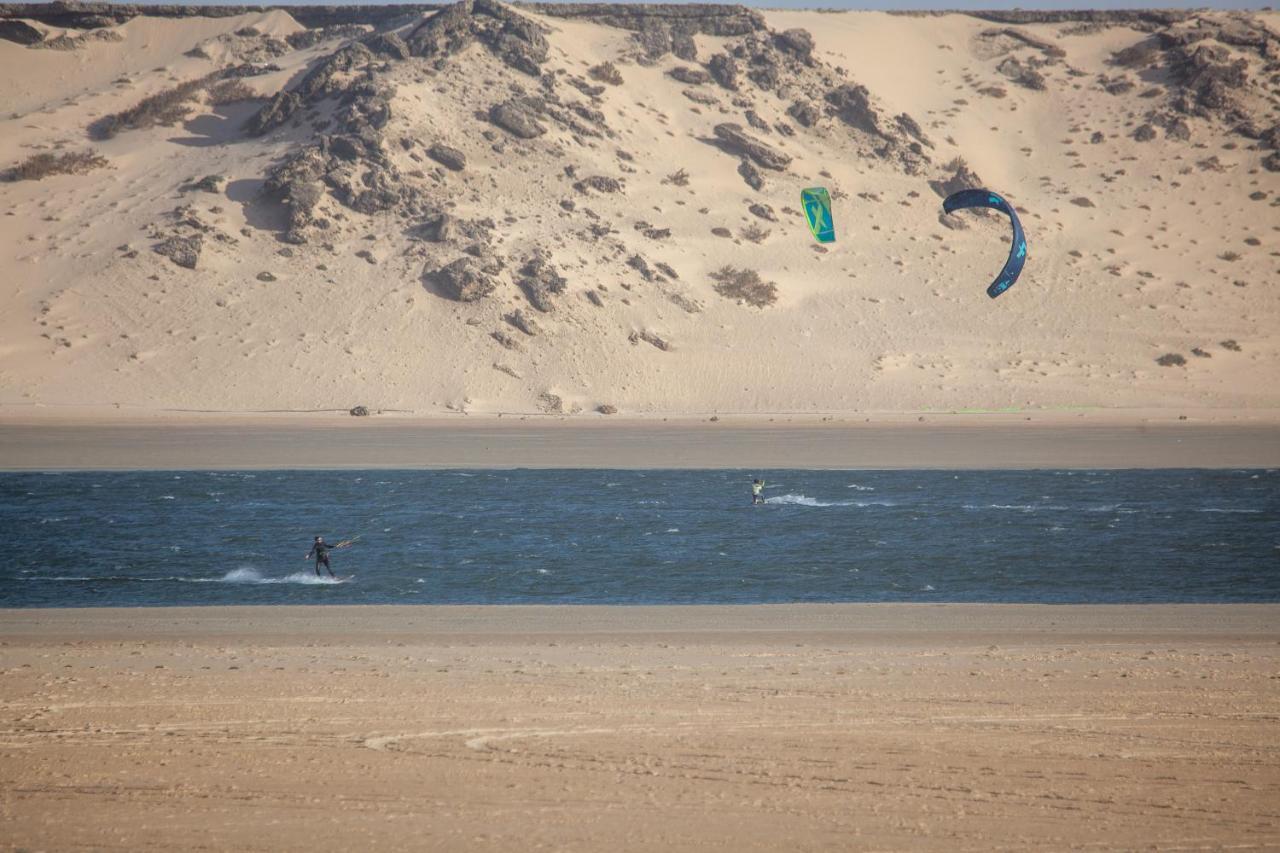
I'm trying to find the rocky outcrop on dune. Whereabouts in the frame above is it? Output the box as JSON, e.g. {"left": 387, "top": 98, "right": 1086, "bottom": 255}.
{"left": 1107, "top": 14, "right": 1280, "bottom": 153}
{"left": 532, "top": 2, "right": 761, "bottom": 62}
{"left": 892, "top": 9, "right": 1194, "bottom": 31}
{"left": 0, "top": 3, "right": 440, "bottom": 32}
{"left": 0, "top": 18, "right": 42, "bottom": 44}
{"left": 713, "top": 123, "right": 790, "bottom": 172}
{"left": 407, "top": 0, "right": 546, "bottom": 75}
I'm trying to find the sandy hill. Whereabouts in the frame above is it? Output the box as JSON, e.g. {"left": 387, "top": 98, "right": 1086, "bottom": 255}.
{"left": 1, "top": 2, "right": 1277, "bottom": 419}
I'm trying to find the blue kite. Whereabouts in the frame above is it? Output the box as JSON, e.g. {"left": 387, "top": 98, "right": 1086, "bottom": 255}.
{"left": 942, "top": 189, "right": 1027, "bottom": 298}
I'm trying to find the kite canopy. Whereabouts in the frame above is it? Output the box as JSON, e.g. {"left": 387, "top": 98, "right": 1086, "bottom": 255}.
{"left": 942, "top": 189, "right": 1027, "bottom": 298}
{"left": 801, "top": 187, "right": 835, "bottom": 243}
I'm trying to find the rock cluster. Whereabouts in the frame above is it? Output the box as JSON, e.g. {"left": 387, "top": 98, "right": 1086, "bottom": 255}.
{"left": 518, "top": 255, "right": 568, "bottom": 312}
{"left": 428, "top": 257, "right": 499, "bottom": 302}
{"left": 152, "top": 233, "right": 203, "bottom": 269}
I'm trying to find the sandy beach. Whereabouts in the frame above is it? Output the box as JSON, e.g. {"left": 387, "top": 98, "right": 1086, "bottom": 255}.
{"left": 2, "top": 604, "right": 1278, "bottom": 851}
{"left": 2, "top": 413, "right": 1279, "bottom": 470}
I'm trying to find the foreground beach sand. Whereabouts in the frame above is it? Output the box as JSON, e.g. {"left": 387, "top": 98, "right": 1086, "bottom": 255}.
{"left": 3, "top": 604, "right": 1278, "bottom": 850}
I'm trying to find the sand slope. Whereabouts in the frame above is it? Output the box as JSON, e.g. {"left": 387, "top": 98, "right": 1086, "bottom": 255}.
{"left": 1, "top": 5, "right": 1278, "bottom": 419}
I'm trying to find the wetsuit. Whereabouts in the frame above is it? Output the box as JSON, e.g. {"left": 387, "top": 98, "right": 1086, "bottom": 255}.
{"left": 751, "top": 481, "right": 765, "bottom": 505}
{"left": 307, "top": 540, "right": 336, "bottom": 577}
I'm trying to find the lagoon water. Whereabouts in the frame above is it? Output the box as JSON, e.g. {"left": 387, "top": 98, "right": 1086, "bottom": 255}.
{"left": 3, "top": 469, "right": 1276, "bottom": 607}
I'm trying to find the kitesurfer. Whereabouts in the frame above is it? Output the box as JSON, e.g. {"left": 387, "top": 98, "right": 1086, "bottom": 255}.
{"left": 751, "top": 478, "right": 766, "bottom": 505}
{"left": 306, "top": 536, "right": 338, "bottom": 578}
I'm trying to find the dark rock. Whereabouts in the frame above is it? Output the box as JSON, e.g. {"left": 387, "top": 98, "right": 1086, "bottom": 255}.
{"left": 629, "top": 330, "right": 672, "bottom": 351}
{"left": 1090, "top": 130, "right": 1106, "bottom": 144}
{"left": 1263, "top": 152, "right": 1280, "bottom": 173}
{"left": 928, "top": 158, "right": 982, "bottom": 198}
{"left": 713, "top": 123, "right": 790, "bottom": 170}
{"left": 427, "top": 143, "right": 467, "bottom": 171}
{"left": 489, "top": 99, "right": 546, "bottom": 138}
{"left": 406, "top": 0, "right": 548, "bottom": 77}
{"left": 774, "top": 28, "right": 814, "bottom": 63}
{"left": 825, "top": 84, "right": 883, "bottom": 137}
{"left": 256, "top": 271, "right": 277, "bottom": 282}
{"left": 744, "top": 110, "right": 769, "bottom": 132}
{"left": 997, "top": 57, "right": 1047, "bottom": 91}
{"left": 1170, "top": 43, "right": 1249, "bottom": 117}
{"left": 1101, "top": 75, "right": 1134, "bottom": 95}
{"left": 245, "top": 91, "right": 303, "bottom": 136}
{"left": 683, "top": 87, "right": 718, "bottom": 106}
{"left": 518, "top": 255, "right": 568, "bottom": 311}
{"left": 0, "top": 19, "right": 43, "bottom": 46}
{"left": 737, "top": 160, "right": 763, "bottom": 191}
{"left": 707, "top": 53, "right": 740, "bottom": 90}
{"left": 1166, "top": 117, "right": 1192, "bottom": 141}
{"left": 588, "top": 62, "right": 623, "bottom": 85}
{"left": 285, "top": 24, "right": 369, "bottom": 51}
{"left": 671, "top": 27, "right": 697, "bottom": 61}
{"left": 152, "top": 234, "right": 203, "bottom": 269}
{"left": 1070, "top": 196, "right": 1096, "bottom": 207}
{"left": 1112, "top": 39, "right": 1162, "bottom": 69}
{"left": 364, "top": 31, "right": 409, "bottom": 60}
{"left": 1156, "top": 353, "right": 1186, "bottom": 367}
{"left": 528, "top": 4, "right": 764, "bottom": 38}
{"left": 183, "top": 174, "right": 225, "bottom": 193}
{"left": 349, "top": 405, "right": 370, "bottom": 416}
{"left": 1132, "top": 123, "right": 1157, "bottom": 142}
{"left": 668, "top": 65, "right": 711, "bottom": 85}
{"left": 895, "top": 113, "right": 931, "bottom": 148}
{"left": 491, "top": 330, "right": 523, "bottom": 351}
{"left": 596, "top": 404, "right": 617, "bottom": 415}
{"left": 748, "top": 202, "right": 776, "bottom": 221}
{"left": 573, "top": 175, "right": 623, "bottom": 194}
{"left": 788, "top": 100, "right": 820, "bottom": 128}
{"left": 428, "top": 257, "right": 498, "bottom": 302}
{"left": 504, "top": 308, "right": 541, "bottom": 336}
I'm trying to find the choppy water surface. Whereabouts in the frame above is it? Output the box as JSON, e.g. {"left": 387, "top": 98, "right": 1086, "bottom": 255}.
{"left": 2, "top": 469, "right": 1276, "bottom": 607}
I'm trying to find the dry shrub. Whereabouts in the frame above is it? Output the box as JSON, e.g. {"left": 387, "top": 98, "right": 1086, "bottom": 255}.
{"left": 663, "top": 168, "right": 690, "bottom": 186}
{"left": 740, "top": 223, "right": 770, "bottom": 244}
{"left": 711, "top": 266, "right": 777, "bottom": 308}
{"left": 587, "top": 62, "right": 623, "bottom": 85}
{"left": 3, "top": 150, "right": 109, "bottom": 182}
{"left": 206, "top": 79, "right": 258, "bottom": 106}
{"left": 89, "top": 72, "right": 220, "bottom": 139}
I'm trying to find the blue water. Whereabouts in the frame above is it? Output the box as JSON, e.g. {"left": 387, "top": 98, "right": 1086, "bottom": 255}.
{"left": 2, "top": 469, "right": 1276, "bottom": 607}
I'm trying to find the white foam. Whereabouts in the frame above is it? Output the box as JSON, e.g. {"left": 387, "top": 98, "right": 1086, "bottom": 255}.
{"left": 216, "top": 568, "right": 343, "bottom": 585}
{"left": 767, "top": 494, "right": 849, "bottom": 507}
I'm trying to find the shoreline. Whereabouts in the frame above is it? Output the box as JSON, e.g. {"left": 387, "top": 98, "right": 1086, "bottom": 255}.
{"left": 4, "top": 603, "right": 1277, "bottom": 640}
{"left": 2, "top": 412, "right": 1279, "bottom": 469}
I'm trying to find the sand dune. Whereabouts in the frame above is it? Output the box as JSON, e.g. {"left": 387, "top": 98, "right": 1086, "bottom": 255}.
{"left": 1, "top": 3, "right": 1278, "bottom": 421}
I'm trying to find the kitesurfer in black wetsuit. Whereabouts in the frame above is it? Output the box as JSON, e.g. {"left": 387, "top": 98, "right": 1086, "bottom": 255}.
{"left": 306, "top": 536, "right": 338, "bottom": 578}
